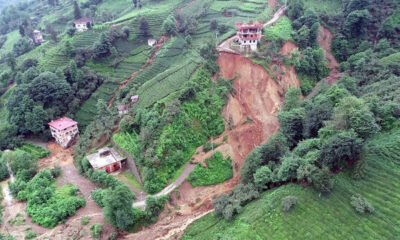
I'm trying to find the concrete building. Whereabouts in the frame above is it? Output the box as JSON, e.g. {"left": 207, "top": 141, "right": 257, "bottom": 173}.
{"left": 131, "top": 95, "right": 139, "bottom": 103}
{"left": 148, "top": 38, "right": 157, "bottom": 46}
{"left": 48, "top": 117, "right": 79, "bottom": 148}
{"left": 74, "top": 18, "right": 93, "bottom": 32}
{"left": 235, "top": 21, "right": 263, "bottom": 51}
{"left": 117, "top": 104, "right": 130, "bottom": 116}
{"left": 32, "top": 30, "right": 44, "bottom": 45}
{"left": 87, "top": 147, "right": 127, "bottom": 173}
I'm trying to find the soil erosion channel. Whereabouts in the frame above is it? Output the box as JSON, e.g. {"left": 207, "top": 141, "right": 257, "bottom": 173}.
{"left": 125, "top": 48, "right": 300, "bottom": 240}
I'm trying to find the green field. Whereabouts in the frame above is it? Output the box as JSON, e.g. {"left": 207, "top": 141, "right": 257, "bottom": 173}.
{"left": 182, "top": 130, "right": 400, "bottom": 239}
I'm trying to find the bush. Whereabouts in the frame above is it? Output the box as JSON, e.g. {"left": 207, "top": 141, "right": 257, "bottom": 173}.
{"left": 282, "top": 196, "right": 298, "bottom": 212}
{"left": 203, "top": 142, "right": 219, "bottom": 152}
{"left": 24, "top": 230, "right": 36, "bottom": 240}
{"left": 350, "top": 195, "right": 374, "bottom": 213}
{"left": 91, "top": 189, "right": 106, "bottom": 207}
{"left": 90, "top": 224, "right": 103, "bottom": 239}
{"left": 81, "top": 216, "right": 90, "bottom": 225}
{"left": 50, "top": 166, "right": 62, "bottom": 178}
{"left": 188, "top": 152, "right": 233, "bottom": 187}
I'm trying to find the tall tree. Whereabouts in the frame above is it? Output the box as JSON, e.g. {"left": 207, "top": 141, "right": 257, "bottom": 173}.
{"left": 139, "top": 17, "right": 150, "bottom": 38}
{"left": 73, "top": 1, "right": 82, "bottom": 20}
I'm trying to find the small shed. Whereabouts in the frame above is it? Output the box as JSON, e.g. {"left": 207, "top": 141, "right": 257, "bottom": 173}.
{"left": 131, "top": 95, "right": 139, "bottom": 103}
{"left": 87, "top": 147, "right": 127, "bottom": 173}
{"left": 32, "top": 30, "right": 44, "bottom": 45}
{"left": 74, "top": 18, "right": 93, "bottom": 32}
{"left": 147, "top": 38, "right": 157, "bottom": 46}
{"left": 117, "top": 104, "right": 130, "bottom": 116}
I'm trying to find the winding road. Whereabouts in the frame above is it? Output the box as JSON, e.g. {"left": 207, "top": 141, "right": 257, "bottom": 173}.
{"left": 132, "top": 164, "right": 196, "bottom": 209}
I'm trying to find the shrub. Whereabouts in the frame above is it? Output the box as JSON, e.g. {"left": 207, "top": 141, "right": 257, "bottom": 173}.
{"left": 91, "top": 189, "right": 106, "bottom": 207}
{"left": 90, "top": 224, "right": 103, "bottom": 239}
{"left": 188, "top": 152, "right": 233, "bottom": 187}
{"left": 81, "top": 216, "right": 90, "bottom": 225}
{"left": 282, "top": 196, "right": 298, "bottom": 212}
{"left": 203, "top": 142, "right": 219, "bottom": 152}
{"left": 50, "top": 166, "right": 62, "bottom": 178}
{"left": 350, "top": 195, "right": 375, "bottom": 214}
{"left": 24, "top": 230, "right": 36, "bottom": 240}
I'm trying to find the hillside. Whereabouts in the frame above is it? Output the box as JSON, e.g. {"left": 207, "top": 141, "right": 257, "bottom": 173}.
{"left": 0, "top": 0, "right": 400, "bottom": 239}
{"left": 182, "top": 130, "right": 400, "bottom": 239}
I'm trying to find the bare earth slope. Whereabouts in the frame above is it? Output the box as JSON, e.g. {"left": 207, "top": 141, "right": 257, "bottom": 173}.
{"left": 124, "top": 50, "right": 300, "bottom": 240}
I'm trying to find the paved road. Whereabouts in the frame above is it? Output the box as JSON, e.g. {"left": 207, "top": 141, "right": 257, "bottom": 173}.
{"left": 132, "top": 164, "right": 196, "bottom": 209}
{"left": 216, "top": 5, "right": 287, "bottom": 53}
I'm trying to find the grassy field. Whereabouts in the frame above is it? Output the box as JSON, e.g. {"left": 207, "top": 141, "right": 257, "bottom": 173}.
{"left": 182, "top": 130, "right": 400, "bottom": 239}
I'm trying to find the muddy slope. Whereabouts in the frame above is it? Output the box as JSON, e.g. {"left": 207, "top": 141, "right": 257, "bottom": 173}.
{"left": 124, "top": 51, "right": 300, "bottom": 240}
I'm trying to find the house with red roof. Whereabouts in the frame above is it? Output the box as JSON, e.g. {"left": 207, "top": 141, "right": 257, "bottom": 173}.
{"left": 235, "top": 21, "right": 263, "bottom": 51}
{"left": 48, "top": 117, "right": 79, "bottom": 148}
{"left": 74, "top": 17, "right": 93, "bottom": 32}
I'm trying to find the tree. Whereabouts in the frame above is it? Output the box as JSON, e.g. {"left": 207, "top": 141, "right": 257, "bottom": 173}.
{"left": 92, "top": 33, "right": 112, "bottom": 59}
{"left": 139, "top": 17, "right": 150, "bottom": 38}
{"left": 303, "top": 95, "right": 333, "bottom": 138}
{"left": 278, "top": 107, "right": 306, "bottom": 148}
{"left": 282, "top": 87, "right": 302, "bottom": 112}
{"left": 331, "top": 96, "right": 380, "bottom": 138}
{"left": 0, "top": 124, "right": 20, "bottom": 150}
{"left": 24, "top": 105, "right": 48, "bottom": 134}
{"left": 102, "top": 184, "right": 136, "bottom": 230}
{"left": 132, "top": 0, "right": 137, "bottom": 7}
{"left": 45, "top": 24, "right": 58, "bottom": 42}
{"left": 253, "top": 166, "right": 272, "bottom": 189}
{"left": 210, "top": 19, "right": 218, "bottom": 30}
{"left": 73, "top": 1, "right": 82, "bottom": 20}
{"left": 277, "top": 154, "right": 301, "bottom": 181}
{"left": 63, "top": 40, "right": 75, "bottom": 57}
{"left": 122, "top": 26, "right": 130, "bottom": 38}
{"left": 66, "top": 27, "right": 76, "bottom": 37}
{"left": 12, "top": 38, "right": 32, "bottom": 56}
{"left": 287, "top": 0, "right": 304, "bottom": 20}
{"left": 29, "top": 72, "right": 73, "bottom": 108}
{"left": 5, "top": 52, "right": 16, "bottom": 71}
{"left": 319, "top": 130, "right": 363, "bottom": 169}
{"left": 162, "top": 15, "right": 177, "bottom": 36}
{"left": 344, "top": 10, "right": 371, "bottom": 38}
{"left": 4, "top": 150, "right": 37, "bottom": 178}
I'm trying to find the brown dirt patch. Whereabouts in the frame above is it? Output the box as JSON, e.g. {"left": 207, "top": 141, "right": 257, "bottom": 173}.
{"left": 268, "top": 0, "right": 277, "bottom": 9}
{"left": 124, "top": 50, "right": 300, "bottom": 240}
{"left": 308, "top": 26, "right": 344, "bottom": 98}
{"left": 280, "top": 40, "right": 298, "bottom": 55}
{"left": 38, "top": 142, "right": 74, "bottom": 169}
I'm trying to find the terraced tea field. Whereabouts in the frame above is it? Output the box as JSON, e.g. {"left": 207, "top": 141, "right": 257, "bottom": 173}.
{"left": 182, "top": 131, "right": 400, "bottom": 240}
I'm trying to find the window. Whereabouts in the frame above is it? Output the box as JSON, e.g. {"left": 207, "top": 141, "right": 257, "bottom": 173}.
{"left": 244, "top": 40, "right": 246, "bottom": 43}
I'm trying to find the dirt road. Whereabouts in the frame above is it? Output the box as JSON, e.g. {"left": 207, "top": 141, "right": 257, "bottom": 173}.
{"left": 132, "top": 164, "right": 196, "bottom": 209}
{"left": 216, "top": 5, "right": 287, "bottom": 54}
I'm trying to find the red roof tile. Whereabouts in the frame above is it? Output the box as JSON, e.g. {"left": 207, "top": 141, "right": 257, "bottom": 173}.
{"left": 48, "top": 117, "right": 78, "bottom": 130}
{"left": 74, "top": 18, "right": 93, "bottom": 24}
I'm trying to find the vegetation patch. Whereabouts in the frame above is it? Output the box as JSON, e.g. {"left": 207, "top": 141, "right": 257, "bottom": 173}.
{"left": 188, "top": 151, "right": 233, "bottom": 187}
{"left": 264, "top": 16, "right": 294, "bottom": 42}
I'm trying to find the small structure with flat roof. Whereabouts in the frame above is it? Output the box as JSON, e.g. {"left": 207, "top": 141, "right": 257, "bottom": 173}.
{"left": 87, "top": 147, "right": 127, "bottom": 173}
{"left": 117, "top": 104, "right": 130, "bottom": 116}
{"left": 48, "top": 117, "right": 79, "bottom": 148}
{"left": 131, "top": 95, "right": 139, "bottom": 103}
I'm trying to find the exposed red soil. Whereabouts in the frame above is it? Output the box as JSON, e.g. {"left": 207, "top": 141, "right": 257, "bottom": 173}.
{"left": 107, "top": 35, "right": 167, "bottom": 107}
{"left": 308, "top": 26, "right": 344, "bottom": 98}
{"left": 280, "top": 40, "right": 298, "bottom": 55}
{"left": 124, "top": 48, "right": 300, "bottom": 240}
{"left": 268, "top": 0, "right": 277, "bottom": 9}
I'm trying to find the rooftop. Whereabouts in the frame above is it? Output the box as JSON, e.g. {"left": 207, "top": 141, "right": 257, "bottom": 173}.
{"left": 74, "top": 17, "right": 93, "bottom": 24}
{"left": 48, "top": 117, "right": 77, "bottom": 130}
{"left": 235, "top": 21, "right": 263, "bottom": 29}
{"left": 86, "top": 147, "right": 126, "bottom": 169}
